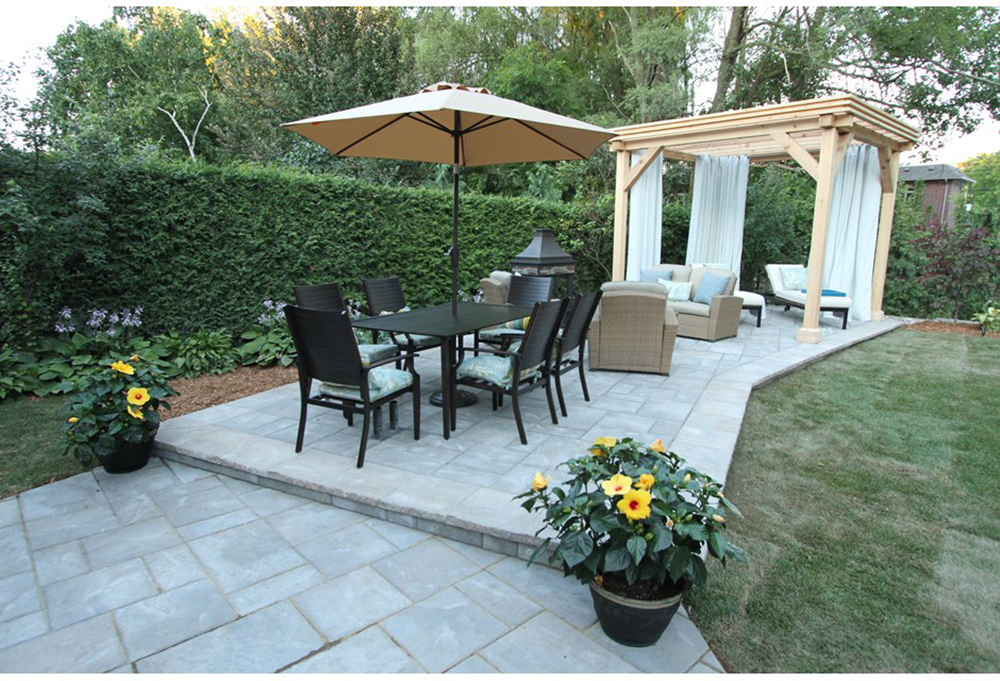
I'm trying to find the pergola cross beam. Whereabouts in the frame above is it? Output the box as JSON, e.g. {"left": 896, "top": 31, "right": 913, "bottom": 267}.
{"left": 609, "top": 94, "right": 919, "bottom": 343}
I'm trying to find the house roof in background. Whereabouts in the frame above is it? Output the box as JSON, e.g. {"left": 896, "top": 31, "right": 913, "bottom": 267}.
{"left": 899, "top": 163, "right": 974, "bottom": 183}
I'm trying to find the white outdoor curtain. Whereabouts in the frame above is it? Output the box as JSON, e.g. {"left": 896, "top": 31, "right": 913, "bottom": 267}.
{"left": 686, "top": 154, "right": 750, "bottom": 287}
{"left": 625, "top": 150, "right": 663, "bottom": 281}
{"left": 822, "top": 145, "right": 881, "bottom": 322}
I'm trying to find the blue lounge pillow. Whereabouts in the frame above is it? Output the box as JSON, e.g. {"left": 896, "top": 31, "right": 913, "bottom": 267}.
{"left": 800, "top": 289, "right": 847, "bottom": 297}
{"left": 640, "top": 269, "right": 670, "bottom": 283}
{"left": 693, "top": 272, "right": 732, "bottom": 305}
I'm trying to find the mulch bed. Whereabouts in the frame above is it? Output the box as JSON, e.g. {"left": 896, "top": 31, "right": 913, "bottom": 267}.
{"left": 163, "top": 365, "right": 297, "bottom": 420}
{"left": 906, "top": 320, "right": 994, "bottom": 338}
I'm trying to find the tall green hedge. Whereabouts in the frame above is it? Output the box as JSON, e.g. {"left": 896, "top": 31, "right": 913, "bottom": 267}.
{"left": 0, "top": 155, "right": 614, "bottom": 340}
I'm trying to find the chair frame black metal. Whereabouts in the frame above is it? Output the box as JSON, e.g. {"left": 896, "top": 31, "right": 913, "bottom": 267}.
{"left": 362, "top": 277, "right": 442, "bottom": 370}
{"left": 473, "top": 275, "right": 555, "bottom": 354}
{"left": 455, "top": 298, "right": 568, "bottom": 445}
{"left": 551, "top": 290, "right": 603, "bottom": 417}
{"left": 284, "top": 305, "right": 420, "bottom": 468}
{"left": 293, "top": 282, "right": 348, "bottom": 312}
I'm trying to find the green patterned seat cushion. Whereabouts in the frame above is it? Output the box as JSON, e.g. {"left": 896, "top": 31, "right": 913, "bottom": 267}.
{"left": 318, "top": 366, "right": 413, "bottom": 402}
{"left": 357, "top": 344, "right": 398, "bottom": 366}
{"left": 403, "top": 333, "right": 439, "bottom": 348}
{"left": 477, "top": 327, "right": 526, "bottom": 341}
{"left": 456, "top": 354, "right": 540, "bottom": 388}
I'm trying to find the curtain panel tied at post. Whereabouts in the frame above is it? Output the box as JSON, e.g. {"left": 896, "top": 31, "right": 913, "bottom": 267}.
{"left": 625, "top": 149, "right": 664, "bottom": 281}
{"left": 685, "top": 154, "right": 750, "bottom": 288}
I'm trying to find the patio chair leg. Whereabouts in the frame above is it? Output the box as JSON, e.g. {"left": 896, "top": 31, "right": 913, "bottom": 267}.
{"left": 756, "top": 308, "right": 762, "bottom": 328}
{"left": 492, "top": 391, "right": 498, "bottom": 411}
{"left": 357, "top": 409, "right": 371, "bottom": 468}
{"left": 544, "top": 378, "right": 559, "bottom": 425}
{"left": 373, "top": 407, "right": 383, "bottom": 439}
{"left": 511, "top": 388, "right": 528, "bottom": 445}
{"left": 473, "top": 332, "right": 480, "bottom": 357}
{"left": 498, "top": 394, "right": 504, "bottom": 407}
{"left": 412, "top": 378, "right": 420, "bottom": 441}
{"left": 841, "top": 311, "right": 849, "bottom": 330}
{"left": 345, "top": 411, "right": 354, "bottom": 427}
{"left": 389, "top": 401, "right": 399, "bottom": 431}
{"left": 554, "top": 367, "right": 568, "bottom": 417}
{"left": 578, "top": 362, "right": 591, "bottom": 402}
{"left": 295, "top": 400, "right": 308, "bottom": 454}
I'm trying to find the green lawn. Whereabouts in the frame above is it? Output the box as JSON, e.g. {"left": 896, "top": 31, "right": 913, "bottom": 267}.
{"left": 0, "top": 395, "right": 93, "bottom": 498}
{"left": 687, "top": 329, "right": 1000, "bottom": 672}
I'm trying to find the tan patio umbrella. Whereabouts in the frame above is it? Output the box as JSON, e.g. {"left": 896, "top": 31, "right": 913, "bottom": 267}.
{"left": 282, "top": 82, "right": 615, "bottom": 315}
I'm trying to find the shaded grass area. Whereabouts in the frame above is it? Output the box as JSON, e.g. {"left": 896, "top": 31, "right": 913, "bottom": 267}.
{"left": 0, "top": 395, "right": 91, "bottom": 498}
{"left": 687, "top": 330, "right": 1000, "bottom": 673}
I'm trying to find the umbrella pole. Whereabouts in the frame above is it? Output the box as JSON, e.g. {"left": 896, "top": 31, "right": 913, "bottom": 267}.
{"left": 451, "top": 112, "right": 460, "bottom": 317}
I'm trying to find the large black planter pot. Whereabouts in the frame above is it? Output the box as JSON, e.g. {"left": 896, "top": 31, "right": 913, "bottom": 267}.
{"left": 103, "top": 437, "right": 154, "bottom": 475}
{"left": 589, "top": 581, "right": 685, "bottom": 647}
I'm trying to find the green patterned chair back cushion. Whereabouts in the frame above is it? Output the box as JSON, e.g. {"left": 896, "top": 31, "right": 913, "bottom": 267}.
{"left": 456, "top": 354, "right": 540, "bottom": 388}
{"left": 356, "top": 344, "right": 398, "bottom": 366}
{"left": 318, "top": 366, "right": 413, "bottom": 401}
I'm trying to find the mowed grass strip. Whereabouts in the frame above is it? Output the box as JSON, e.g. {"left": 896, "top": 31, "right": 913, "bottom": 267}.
{"left": 687, "top": 330, "right": 1000, "bottom": 673}
{"left": 0, "top": 395, "right": 91, "bottom": 498}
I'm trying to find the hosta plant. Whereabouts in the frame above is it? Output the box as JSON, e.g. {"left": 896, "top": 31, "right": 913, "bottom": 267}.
{"left": 972, "top": 302, "right": 1000, "bottom": 335}
{"left": 518, "top": 437, "right": 746, "bottom": 599}
{"left": 239, "top": 300, "right": 295, "bottom": 367}
{"left": 62, "top": 355, "right": 177, "bottom": 467}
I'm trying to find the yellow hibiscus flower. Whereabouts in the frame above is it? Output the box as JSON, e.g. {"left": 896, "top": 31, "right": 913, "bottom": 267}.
{"left": 636, "top": 474, "right": 655, "bottom": 491}
{"left": 127, "top": 387, "right": 150, "bottom": 406}
{"left": 127, "top": 405, "right": 145, "bottom": 421}
{"left": 617, "top": 489, "right": 652, "bottom": 521}
{"left": 532, "top": 471, "right": 550, "bottom": 492}
{"left": 588, "top": 436, "right": 617, "bottom": 456}
{"left": 650, "top": 438, "right": 665, "bottom": 452}
{"left": 712, "top": 514, "right": 726, "bottom": 523}
{"left": 683, "top": 473, "right": 691, "bottom": 483}
{"left": 129, "top": 354, "right": 140, "bottom": 362}
{"left": 110, "top": 360, "right": 134, "bottom": 376}
{"left": 600, "top": 474, "right": 633, "bottom": 497}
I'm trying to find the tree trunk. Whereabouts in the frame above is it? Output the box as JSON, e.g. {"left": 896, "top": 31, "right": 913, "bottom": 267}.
{"left": 710, "top": 7, "right": 748, "bottom": 113}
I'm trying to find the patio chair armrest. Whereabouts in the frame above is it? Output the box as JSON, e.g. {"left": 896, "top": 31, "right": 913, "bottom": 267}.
{"left": 710, "top": 295, "right": 744, "bottom": 319}
{"left": 363, "top": 353, "right": 419, "bottom": 370}
{"left": 456, "top": 345, "right": 517, "bottom": 358}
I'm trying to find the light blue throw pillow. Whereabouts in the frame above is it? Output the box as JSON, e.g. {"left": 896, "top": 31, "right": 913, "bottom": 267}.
{"left": 640, "top": 269, "right": 670, "bottom": 283}
{"left": 780, "top": 266, "right": 807, "bottom": 291}
{"left": 692, "top": 272, "right": 732, "bottom": 305}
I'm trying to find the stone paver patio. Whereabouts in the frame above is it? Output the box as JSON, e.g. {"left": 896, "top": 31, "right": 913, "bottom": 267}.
{"left": 154, "top": 307, "right": 902, "bottom": 556}
{"left": 0, "top": 460, "right": 723, "bottom": 673}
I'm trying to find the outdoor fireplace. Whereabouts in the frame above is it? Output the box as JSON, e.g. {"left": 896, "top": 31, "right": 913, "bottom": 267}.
{"left": 511, "top": 228, "right": 577, "bottom": 298}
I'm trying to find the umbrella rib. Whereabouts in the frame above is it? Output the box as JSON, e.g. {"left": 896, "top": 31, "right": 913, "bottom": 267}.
{"left": 408, "top": 112, "right": 453, "bottom": 134}
{"left": 512, "top": 120, "right": 587, "bottom": 160}
{"left": 335, "top": 114, "right": 409, "bottom": 155}
{"left": 462, "top": 116, "right": 504, "bottom": 134}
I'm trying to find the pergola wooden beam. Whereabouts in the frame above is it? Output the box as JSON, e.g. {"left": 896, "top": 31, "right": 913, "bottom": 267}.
{"left": 608, "top": 93, "right": 920, "bottom": 343}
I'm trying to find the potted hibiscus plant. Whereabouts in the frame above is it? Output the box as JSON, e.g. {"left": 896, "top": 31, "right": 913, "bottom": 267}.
{"left": 517, "top": 436, "right": 746, "bottom": 647}
{"left": 62, "top": 355, "right": 177, "bottom": 474}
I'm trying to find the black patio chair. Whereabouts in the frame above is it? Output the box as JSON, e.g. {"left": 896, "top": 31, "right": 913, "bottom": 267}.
{"left": 362, "top": 277, "right": 441, "bottom": 370}
{"left": 293, "top": 282, "right": 347, "bottom": 312}
{"left": 284, "top": 305, "right": 420, "bottom": 468}
{"left": 474, "top": 275, "right": 555, "bottom": 353}
{"left": 551, "top": 290, "right": 603, "bottom": 417}
{"left": 455, "top": 298, "right": 568, "bottom": 445}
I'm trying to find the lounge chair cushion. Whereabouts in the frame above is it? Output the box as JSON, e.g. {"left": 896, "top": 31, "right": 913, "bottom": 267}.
{"left": 357, "top": 344, "right": 398, "bottom": 366}
{"left": 456, "top": 354, "right": 540, "bottom": 388}
{"left": 318, "top": 366, "right": 413, "bottom": 402}
{"left": 692, "top": 272, "right": 733, "bottom": 305}
{"left": 736, "top": 291, "right": 765, "bottom": 308}
{"left": 779, "top": 266, "right": 808, "bottom": 290}
{"left": 669, "top": 301, "right": 712, "bottom": 317}
{"left": 777, "top": 290, "right": 852, "bottom": 308}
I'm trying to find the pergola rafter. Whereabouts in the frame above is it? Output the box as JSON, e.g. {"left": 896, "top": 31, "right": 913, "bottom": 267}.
{"left": 609, "top": 94, "right": 920, "bottom": 343}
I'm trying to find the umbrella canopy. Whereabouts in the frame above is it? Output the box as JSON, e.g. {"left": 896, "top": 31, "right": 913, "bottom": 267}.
{"left": 282, "top": 83, "right": 615, "bottom": 315}
{"left": 282, "top": 82, "right": 614, "bottom": 167}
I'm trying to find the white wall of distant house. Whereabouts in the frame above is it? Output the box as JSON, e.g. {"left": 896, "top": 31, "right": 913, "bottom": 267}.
{"left": 3, "top": 2, "right": 999, "bottom": 168}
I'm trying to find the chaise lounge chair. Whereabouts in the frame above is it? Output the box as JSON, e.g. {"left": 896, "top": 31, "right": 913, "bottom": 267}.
{"left": 764, "top": 264, "right": 851, "bottom": 330}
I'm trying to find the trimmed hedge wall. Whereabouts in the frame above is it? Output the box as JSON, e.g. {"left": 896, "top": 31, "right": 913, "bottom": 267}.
{"left": 2, "top": 158, "right": 615, "bottom": 338}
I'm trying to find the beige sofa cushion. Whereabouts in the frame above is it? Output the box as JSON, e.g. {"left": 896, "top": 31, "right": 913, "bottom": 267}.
{"left": 601, "top": 281, "right": 667, "bottom": 296}
{"left": 690, "top": 267, "right": 736, "bottom": 297}
{"left": 669, "top": 301, "right": 712, "bottom": 317}
{"left": 490, "top": 271, "right": 513, "bottom": 289}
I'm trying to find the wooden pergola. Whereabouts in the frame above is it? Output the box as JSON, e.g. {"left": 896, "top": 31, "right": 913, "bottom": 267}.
{"left": 610, "top": 94, "right": 920, "bottom": 343}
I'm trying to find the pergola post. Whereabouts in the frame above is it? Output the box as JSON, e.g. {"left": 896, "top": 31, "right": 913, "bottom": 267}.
{"left": 796, "top": 123, "right": 851, "bottom": 344}
{"left": 870, "top": 148, "right": 901, "bottom": 321}
{"left": 612, "top": 148, "right": 630, "bottom": 281}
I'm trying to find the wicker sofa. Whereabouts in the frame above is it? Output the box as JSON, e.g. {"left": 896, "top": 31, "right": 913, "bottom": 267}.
{"left": 643, "top": 264, "right": 742, "bottom": 342}
{"left": 589, "top": 282, "right": 679, "bottom": 375}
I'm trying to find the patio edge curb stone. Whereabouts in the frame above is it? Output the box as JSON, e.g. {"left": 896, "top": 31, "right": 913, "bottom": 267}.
{"left": 154, "top": 318, "right": 905, "bottom": 559}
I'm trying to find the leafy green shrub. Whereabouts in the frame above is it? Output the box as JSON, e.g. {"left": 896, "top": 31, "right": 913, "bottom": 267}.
{"left": 152, "top": 329, "right": 239, "bottom": 378}
{"left": 973, "top": 301, "right": 1000, "bottom": 334}
{"left": 238, "top": 300, "right": 295, "bottom": 367}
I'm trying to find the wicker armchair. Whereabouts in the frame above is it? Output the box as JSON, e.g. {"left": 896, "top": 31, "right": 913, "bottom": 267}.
{"left": 588, "top": 282, "right": 678, "bottom": 375}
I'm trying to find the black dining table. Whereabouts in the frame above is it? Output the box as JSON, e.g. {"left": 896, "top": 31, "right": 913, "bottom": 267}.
{"left": 353, "top": 302, "right": 532, "bottom": 439}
